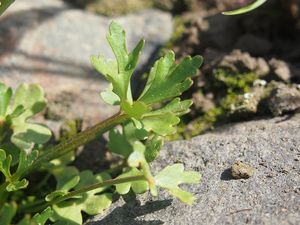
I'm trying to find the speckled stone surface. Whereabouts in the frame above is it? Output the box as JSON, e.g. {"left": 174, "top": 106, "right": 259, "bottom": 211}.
{"left": 88, "top": 114, "right": 300, "bottom": 225}
{"left": 0, "top": 0, "right": 172, "bottom": 124}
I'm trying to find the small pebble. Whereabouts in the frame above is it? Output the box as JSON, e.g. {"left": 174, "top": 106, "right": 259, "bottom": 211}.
{"left": 231, "top": 161, "right": 255, "bottom": 179}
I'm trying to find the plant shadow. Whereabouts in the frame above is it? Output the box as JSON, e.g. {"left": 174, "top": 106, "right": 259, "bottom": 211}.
{"left": 220, "top": 168, "right": 235, "bottom": 181}
{"left": 86, "top": 197, "right": 173, "bottom": 225}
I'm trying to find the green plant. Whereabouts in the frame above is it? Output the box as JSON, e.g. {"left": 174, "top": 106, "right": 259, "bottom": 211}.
{"left": 222, "top": 0, "right": 267, "bottom": 15}
{"left": 0, "top": 0, "right": 15, "bottom": 15}
{"left": 0, "top": 22, "right": 202, "bottom": 224}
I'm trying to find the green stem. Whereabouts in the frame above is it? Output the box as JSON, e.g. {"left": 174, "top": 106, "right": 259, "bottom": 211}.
{"left": 20, "top": 175, "right": 145, "bottom": 213}
{"left": 0, "top": 112, "right": 129, "bottom": 208}
{"left": 15, "top": 112, "right": 129, "bottom": 179}
{"left": 0, "top": 0, "right": 15, "bottom": 16}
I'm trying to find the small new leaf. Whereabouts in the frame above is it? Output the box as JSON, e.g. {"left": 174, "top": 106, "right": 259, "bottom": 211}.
{"left": 0, "top": 149, "right": 34, "bottom": 192}
{"left": 155, "top": 164, "right": 201, "bottom": 204}
{"left": 32, "top": 207, "right": 53, "bottom": 225}
{"left": 6, "top": 179, "right": 29, "bottom": 192}
{"left": 0, "top": 149, "right": 12, "bottom": 179}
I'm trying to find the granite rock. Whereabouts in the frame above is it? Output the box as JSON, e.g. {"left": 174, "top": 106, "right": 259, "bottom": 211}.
{"left": 88, "top": 114, "right": 300, "bottom": 225}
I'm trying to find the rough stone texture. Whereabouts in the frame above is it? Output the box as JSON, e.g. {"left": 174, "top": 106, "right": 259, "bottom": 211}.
{"left": 88, "top": 114, "right": 300, "bottom": 225}
{"left": 0, "top": 0, "right": 172, "bottom": 125}
{"left": 268, "top": 83, "right": 300, "bottom": 116}
{"left": 269, "top": 58, "right": 292, "bottom": 82}
{"left": 219, "top": 49, "right": 270, "bottom": 77}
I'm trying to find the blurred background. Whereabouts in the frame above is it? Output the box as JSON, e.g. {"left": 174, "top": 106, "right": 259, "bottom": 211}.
{"left": 1, "top": 0, "right": 300, "bottom": 142}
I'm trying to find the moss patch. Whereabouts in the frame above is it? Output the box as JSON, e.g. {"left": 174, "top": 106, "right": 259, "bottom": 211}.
{"left": 86, "top": 0, "right": 152, "bottom": 16}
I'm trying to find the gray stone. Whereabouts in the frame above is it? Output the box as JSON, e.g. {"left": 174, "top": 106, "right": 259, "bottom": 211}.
{"left": 89, "top": 114, "right": 300, "bottom": 225}
{"left": 268, "top": 82, "right": 300, "bottom": 116}
{"left": 269, "top": 58, "right": 292, "bottom": 82}
{"left": 219, "top": 50, "right": 270, "bottom": 77}
{"left": 0, "top": 0, "right": 172, "bottom": 125}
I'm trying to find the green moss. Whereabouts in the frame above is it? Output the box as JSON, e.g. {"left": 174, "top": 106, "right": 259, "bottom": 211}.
{"left": 176, "top": 68, "right": 262, "bottom": 138}
{"left": 86, "top": 0, "right": 152, "bottom": 16}
{"left": 213, "top": 69, "right": 258, "bottom": 93}
{"left": 182, "top": 107, "right": 224, "bottom": 138}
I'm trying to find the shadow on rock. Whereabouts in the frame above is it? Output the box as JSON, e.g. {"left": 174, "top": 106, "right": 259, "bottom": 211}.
{"left": 220, "top": 168, "right": 235, "bottom": 181}
{"left": 87, "top": 198, "right": 173, "bottom": 225}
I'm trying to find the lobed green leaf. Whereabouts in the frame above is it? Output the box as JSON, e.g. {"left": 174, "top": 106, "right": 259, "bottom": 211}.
{"left": 50, "top": 169, "right": 112, "bottom": 225}
{"left": 138, "top": 52, "right": 202, "bottom": 105}
{"left": 0, "top": 149, "right": 12, "bottom": 179}
{"left": 10, "top": 84, "right": 51, "bottom": 152}
{"left": 32, "top": 207, "right": 53, "bottom": 225}
{"left": 6, "top": 179, "right": 29, "bottom": 192}
{"left": 155, "top": 164, "right": 201, "bottom": 204}
{"left": 91, "top": 22, "right": 144, "bottom": 105}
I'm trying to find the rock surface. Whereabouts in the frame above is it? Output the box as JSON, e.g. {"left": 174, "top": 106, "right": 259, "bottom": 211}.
{"left": 268, "top": 83, "right": 300, "bottom": 116}
{"left": 0, "top": 0, "right": 172, "bottom": 124}
{"left": 88, "top": 114, "right": 300, "bottom": 225}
